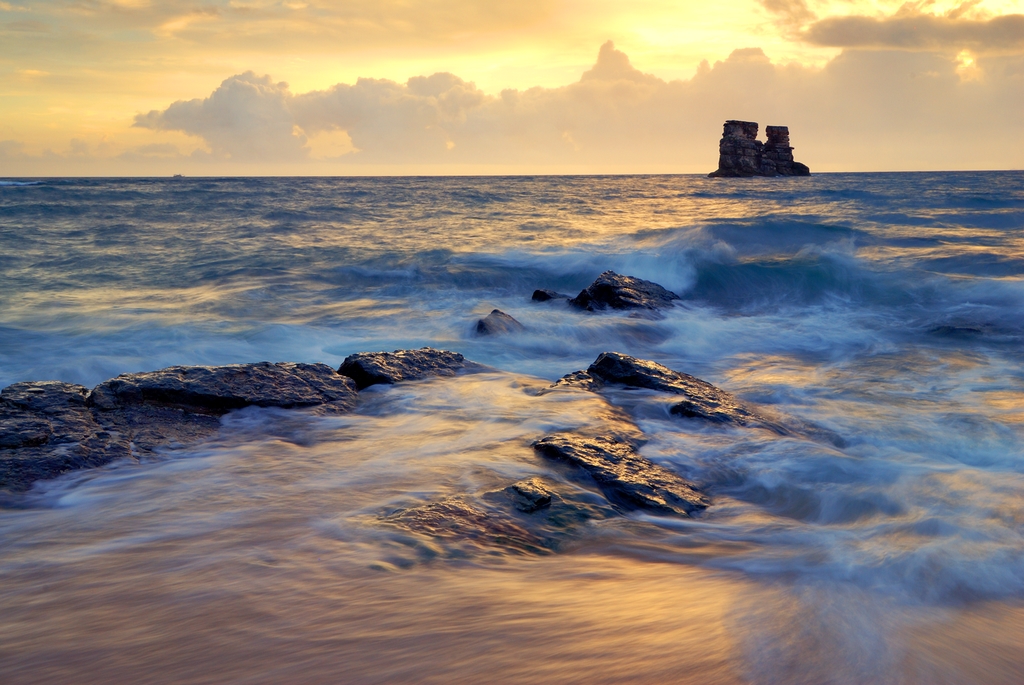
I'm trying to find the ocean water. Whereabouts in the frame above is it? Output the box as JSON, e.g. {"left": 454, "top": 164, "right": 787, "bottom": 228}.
{"left": 1, "top": 173, "right": 1024, "bottom": 683}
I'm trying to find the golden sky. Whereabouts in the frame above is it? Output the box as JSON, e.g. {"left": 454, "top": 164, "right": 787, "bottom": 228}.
{"left": 1, "top": 0, "right": 1023, "bottom": 174}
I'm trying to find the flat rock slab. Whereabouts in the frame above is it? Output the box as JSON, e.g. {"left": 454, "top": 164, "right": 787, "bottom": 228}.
{"left": 89, "top": 362, "right": 357, "bottom": 414}
{"left": 569, "top": 271, "right": 679, "bottom": 311}
{"left": 587, "top": 352, "right": 790, "bottom": 433}
{"left": 504, "top": 477, "right": 553, "bottom": 512}
{"left": 338, "top": 348, "right": 470, "bottom": 390}
{"left": 533, "top": 434, "right": 709, "bottom": 517}
{"left": 1, "top": 382, "right": 133, "bottom": 495}
{"left": 475, "top": 309, "right": 525, "bottom": 336}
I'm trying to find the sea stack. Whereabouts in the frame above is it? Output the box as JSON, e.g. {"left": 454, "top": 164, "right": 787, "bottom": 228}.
{"left": 708, "top": 120, "right": 810, "bottom": 177}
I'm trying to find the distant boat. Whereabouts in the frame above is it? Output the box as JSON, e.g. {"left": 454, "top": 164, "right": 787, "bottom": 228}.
{"left": 172, "top": 174, "right": 183, "bottom": 178}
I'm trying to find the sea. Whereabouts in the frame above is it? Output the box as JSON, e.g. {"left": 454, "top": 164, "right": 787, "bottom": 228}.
{"left": 1, "top": 173, "right": 1023, "bottom": 684}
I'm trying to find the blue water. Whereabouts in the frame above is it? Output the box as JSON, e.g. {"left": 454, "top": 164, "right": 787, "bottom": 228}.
{"left": 2, "top": 173, "right": 1024, "bottom": 683}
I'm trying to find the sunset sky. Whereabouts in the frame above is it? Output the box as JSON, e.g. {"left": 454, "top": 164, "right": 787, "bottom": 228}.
{"left": 2, "top": 0, "right": 1023, "bottom": 175}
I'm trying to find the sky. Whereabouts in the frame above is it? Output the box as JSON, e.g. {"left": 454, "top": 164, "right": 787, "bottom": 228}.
{"left": 1, "top": 0, "right": 1023, "bottom": 175}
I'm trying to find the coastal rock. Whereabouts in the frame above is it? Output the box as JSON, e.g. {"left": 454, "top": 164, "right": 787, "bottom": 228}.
{"left": 89, "top": 362, "right": 357, "bottom": 414}
{"left": 475, "top": 309, "right": 525, "bottom": 336}
{"left": 339, "top": 348, "right": 469, "bottom": 390}
{"left": 1, "top": 381, "right": 133, "bottom": 494}
{"left": 504, "top": 477, "right": 553, "bottom": 512}
{"left": 587, "top": 351, "right": 790, "bottom": 433}
{"left": 384, "top": 497, "right": 546, "bottom": 553}
{"left": 569, "top": 271, "right": 679, "bottom": 311}
{"left": 3, "top": 363, "right": 360, "bottom": 496}
{"left": 550, "top": 369, "right": 605, "bottom": 392}
{"left": 533, "top": 434, "right": 709, "bottom": 517}
{"left": 531, "top": 289, "right": 568, "bottom": 302}
{"left": 708, "top": 120, "right": 810, "bottom": 178}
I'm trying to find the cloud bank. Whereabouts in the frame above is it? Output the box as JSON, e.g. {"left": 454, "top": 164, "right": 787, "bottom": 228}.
{"left": 127, "top": 39, "right": 1024, "bottom": 172}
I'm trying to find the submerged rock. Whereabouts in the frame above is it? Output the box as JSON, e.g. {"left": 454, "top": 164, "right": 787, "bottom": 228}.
{"left": 1, "top": 381, "right": 133, "bottom": 494}
{"left": 384, "top": 497, "right": 546, "bottom": 553}
{"left": 531, "top": 289, "right": 568, "bottom": 302}
{"left": 338, "top": 348, "right": 469, "bottom": 390}
{"left": 504, "top": 477, "right": 553, "bottom": 512}
{"left": 569, "top": 271, "right": 679, "bottom": 312}
{"left": 533, "top": 434, "right": 709, "bottom": 517}
{"left": 475, "top": 309, "right": 525, "bottom": 336}
{"left": 587, "top": 352, "right": 790, "bottom": 433}
{"left": 550, "top": 369, "right": 605, "bottom": 392}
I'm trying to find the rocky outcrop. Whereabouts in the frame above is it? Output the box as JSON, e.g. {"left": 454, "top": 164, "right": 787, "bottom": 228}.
{"left": 475, "top": 309, "right": 525, "bottom": 336}
{"left": 569, "top": 271, "right": 680, "bottom": 311}
{"left": 89, "top": 362, "right": 357, "bottom": 414}
{"left": 708, "top": 120, "right": 810, "bottom": 178}
{"left": 1, "top": 382, "right": 133, "bottom": 495}
{"left": 584, "top": 351, "right": 791, "bottom": 433}
{"left": 533, "top": 434, "right": 709, "bottom": 517}
{"left": 338, "top": 348, "right": 471, "bottom": 390}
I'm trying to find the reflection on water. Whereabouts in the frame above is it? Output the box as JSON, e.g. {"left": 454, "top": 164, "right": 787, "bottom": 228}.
{"left": 2, "top": 173, "right": 1024, "bottom": 682}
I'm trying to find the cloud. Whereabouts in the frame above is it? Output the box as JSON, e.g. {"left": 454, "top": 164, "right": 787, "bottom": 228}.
{"left": 134, "top": 72, "right": 306, "bottom": 160}
{"left": 804, "top": 9, "right": 1024, "bottom": 52}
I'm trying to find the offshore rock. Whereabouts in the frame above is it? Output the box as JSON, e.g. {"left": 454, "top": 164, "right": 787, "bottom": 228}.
{"left": 338, "top": 348, "right": 470, "bottom": 390}
{"left": 533, "top": 434, "right": 709, "bottom": 517}
{"left": 569, "top": 271, "right": 680, "bottom": 312}
{"left": 708, "top": 120, "right": 810, "bottom": 178}
{"left": 475, "top": 309, "right": 525, "bottom": 336}
{"left": 89, "top": 362, "right": 358, "bottom": 414}
{"left": 1, "top": 381, "right": 133, "bottom": 494}
{"left": 587, "top": 351, "right": 790, "bottom": 433}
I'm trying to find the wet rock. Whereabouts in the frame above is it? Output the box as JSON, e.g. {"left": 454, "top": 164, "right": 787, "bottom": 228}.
{"left": 88, "top": 362, "right": 357, "bottom": 414}
{"left": 505, "top": 477, "right": 553, "bottom": 512}
{"left": 1, "top": 381, "right": 133, "bottom": 494}
{"left": 550, "top": 370, "right": 605, "bottom": 392}
{"left": 533, "top": 434, "right": 709, "bottom": 517}
{"left": 587, "top": 352, "right": 790, "bottom": 433}
{"left": 708, "top": 120, "right": 810, "bottom": 178}
{"left": 475, "top": 309, "right": 525, "bottom": 336}
{"left": 384, "top": 497, "right": 546, "bottom": 553}
{"left": 339, "top": 348, "right": 470, "bottom": 390}
{"left": 568, "top": 271, "right": 679, "bottom": 311}
{"left": 532, "top": 289, "right": 568, "bottom": 302}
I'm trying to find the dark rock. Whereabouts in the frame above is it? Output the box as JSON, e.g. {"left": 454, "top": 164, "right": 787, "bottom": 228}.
{"left": 568, "top": 271, "right": 679, "bottom": 312}
{"left": 339, "top": 348, "right": 469, "bottom": 390}
{"left": 1, "top": 381, "right": 133, "bottom": 494}
{"left": 88, "top": 362, "right": 357, "bottom": 414}
{"left": 550, "top": 370, "right": 605, "bottom": 392}
{"left": 505, "top": 477, "right": 553, "bottom": 512}
{"left": 709, "top": 120, "right": 810, "bottom": 178}
{"left": 532, "top": 289, "right": 568, "bottom": 302}
{"left": 475, "top": 309, "right": 525, "bottom": 336}
{"left": 384, "top": 497, "right": 546, "bottom": 553}
{"left": 3, "top": 364, "right": 360, "bottom": 497}
{"left": 533, "top": 434, "right": 709, "bottom": 517}
{"left": 587, "top": 351, "right": 790, "bottom": 433}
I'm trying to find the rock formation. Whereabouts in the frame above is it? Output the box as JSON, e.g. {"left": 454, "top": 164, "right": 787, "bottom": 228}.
{"left": 708, "top": 120, "right": 810, "bottom": 178}
{"left": 533, "top": 434, "right": 710, "bottom": 517}
{"left": 338, "top": 348, "right": 472, "bottom": 390}
{"left": 569, "top": 271, "right": 680, "bottom": 311}
{"left": 475, "top": 309, "right": 525, "bottom": 336}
